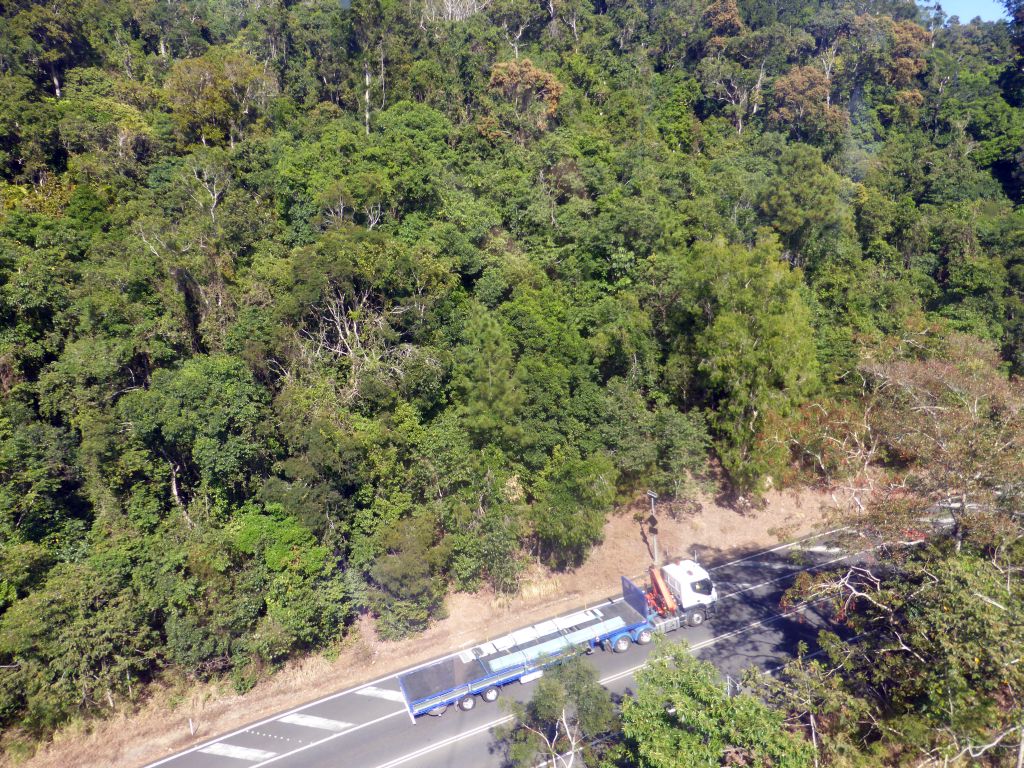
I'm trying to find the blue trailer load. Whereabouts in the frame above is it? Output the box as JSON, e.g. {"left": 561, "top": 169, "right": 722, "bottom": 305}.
{"left": 398, "top": 562, "right": 718, "bottom": 720}
{"left": 398, "top": 579, "right": 654, "bottom": 719}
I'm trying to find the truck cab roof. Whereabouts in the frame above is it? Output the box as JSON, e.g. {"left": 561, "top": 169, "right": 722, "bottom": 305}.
{"left": 660, "top": 559, "right": 717, "bottom": 608}
{"left": 661, "top": 559, "right": 712, "bottom": 583}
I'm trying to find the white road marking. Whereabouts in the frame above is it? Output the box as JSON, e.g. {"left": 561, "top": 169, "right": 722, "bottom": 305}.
{"left": 367, "top": 596, "right": 833, "bottom": 768}
{"left": 144, "top": 529, "right": 848, "bottom": 768}
{"left": 719, "top": 581, "right": 756, "bottom": 591}
{"left": 708, "top": 527, "right": 850, "bottom": 570}
{"left": 277, "top": 713, "right": 353, "bottom": 731}
{"left": 734, "top": 560, "right": 805, "bottom": 570}
{"left": 251, "top": 710, "right": 406, "bottom": 767}
{"left": 600, "top": 596, "right": 832, "bottom": 686}
{"left": 198, "top": 743, "right": 278, "bottom": 761}
{"left": 372, "top": 716, "right": 515, "bottom": 768}
{"left": 540, "top": 633, "right": 863, "bottom": 768}
{"left": 719, "top": 547, "right": 873, "bottom": 600}
{"left": 803, "top": 544, "right": 845, "bottom": 554}
{"left": 356, "top": 685, "right": 407, "bottom": 702}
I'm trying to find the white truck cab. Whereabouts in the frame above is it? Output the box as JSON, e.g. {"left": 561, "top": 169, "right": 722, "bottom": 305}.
{"left": 659, "top": 559, "right": 718, "bottom": 625}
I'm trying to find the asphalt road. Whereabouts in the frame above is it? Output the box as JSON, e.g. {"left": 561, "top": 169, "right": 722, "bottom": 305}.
{"left": 144, "top": 528, "right": 862, "bottom": 768}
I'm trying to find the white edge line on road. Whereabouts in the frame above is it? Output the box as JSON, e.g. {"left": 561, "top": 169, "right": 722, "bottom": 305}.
{"left": 538, "top": 629, "right": 869, "bottom": 768}
{"left": 373, "top": 715, "right": 517, "bottom": 768}
{"left": 368, "top": 596, "right": 834, "bottom": 768}
{"left": 600, "top": 596, "right": 833, "bottom": 687}
{"left": 718, "top": 548, "right": 869, "bottom": 600}
{"left": 709, "top": 526, "right": 850, "bottom": 571}
{"left": 142, "top": 527, "right": 847, "bottom": 768}
{"left": 250, "top": 709, "right": 407, "bottom": 768}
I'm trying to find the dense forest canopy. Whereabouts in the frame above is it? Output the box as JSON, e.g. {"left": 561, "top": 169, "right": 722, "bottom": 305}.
{"left": 1, "top": 0, "right": 1023, "bottom": 762}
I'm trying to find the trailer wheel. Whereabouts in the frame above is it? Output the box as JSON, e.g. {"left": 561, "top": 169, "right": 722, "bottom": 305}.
{"left": 458, "top": 695, "right": 477, "bottom": 711}
{"left": 612, "top": 634, "right": 632, "bottom": 653}
{"left": 687, "top": 608, "right": 706, "bottom": 627}
{"left": 481, "top": 686, "right": 500, "bottom": 703}
{"left": 428, "top": 704, "right": 448, "bottom": 717}
{"left": 636, "top": 628, "right": 653, "bottom": 645}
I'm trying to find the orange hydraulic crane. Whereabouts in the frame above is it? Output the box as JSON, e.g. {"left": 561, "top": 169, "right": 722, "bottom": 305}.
{"left": 645, "top": 565, "right": 678, "bottom": 617}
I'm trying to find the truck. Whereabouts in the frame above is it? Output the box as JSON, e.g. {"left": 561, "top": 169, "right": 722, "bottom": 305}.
{"left": 397, "top": 559, "right": 718, "bottom": 720}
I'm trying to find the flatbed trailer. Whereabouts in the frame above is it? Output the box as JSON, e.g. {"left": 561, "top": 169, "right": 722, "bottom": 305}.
{"left": 398, "top": 574, "right": 715, "bottom": 719}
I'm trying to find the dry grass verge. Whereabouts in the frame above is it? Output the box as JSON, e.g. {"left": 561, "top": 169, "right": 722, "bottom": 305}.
{"left": 10, "top": 485, "right": 842, "bottom": 768}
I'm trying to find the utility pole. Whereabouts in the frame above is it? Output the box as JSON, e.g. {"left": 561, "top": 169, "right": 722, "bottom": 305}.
{"left": 646, "top": 490, "right": 659, "bottom": 566}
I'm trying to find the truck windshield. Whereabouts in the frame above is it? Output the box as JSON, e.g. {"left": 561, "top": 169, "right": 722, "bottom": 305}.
{"left": 691, "top": 578, "right": 713, "bottom": 596}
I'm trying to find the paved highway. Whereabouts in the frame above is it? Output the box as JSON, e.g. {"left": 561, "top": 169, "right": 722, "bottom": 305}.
{"left": 144, "top": 528, "right": 863, "bottom": 768}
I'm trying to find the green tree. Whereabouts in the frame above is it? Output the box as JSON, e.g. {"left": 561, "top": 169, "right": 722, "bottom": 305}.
{"left": 0, "top": 408, "right": 85, "bottom": 549}
{"left": 117, "top": 355, "right": 277, "bottom": 515}
{"left": 499, "top": 655, "right": 617, "bottom": 767}
{"left": 1008, "top": 0, "right": 1024, "bottom": 61}
{"left": 615, "top": 642, "right": 814, "bottom": 768}
{"left": 651, "top": 236, "right": 819, "bottom": 491}
{"left": 759, "top": 145, "right": 853, "bottom": 272}
{"left": 596, "top": 379, "right": 709, "bottom": 498}
{"left": 229, "top": 506, "right": 352, "bottom": 662}
{"left": 7, "top": 2, "right": 89, "bottom": 98}
{"left": 0, "top": 74, "right": 60, "bottom": 182}
{"left": 452, "top": 304, "right": 524, "bottom": 451}
{"left": 0, "top": 558, "right": 160, "bottom": 735}
{"left": 164, "top": 47, "right": 276, "bottom": 148}
{"left": 531, "top": 446, "right": 617, "bottom": 568}
{"left": 368, "top": 514, "right": 448, "bottom": 640}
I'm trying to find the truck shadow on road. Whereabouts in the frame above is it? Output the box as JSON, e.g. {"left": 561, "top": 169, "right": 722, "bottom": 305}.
{"left": 485, "top": 604, "right": 841, "bottom": 768}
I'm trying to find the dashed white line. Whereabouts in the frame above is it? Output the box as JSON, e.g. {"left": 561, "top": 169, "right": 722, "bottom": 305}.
{"left": 719, "top": 547, "right": 876, "bottom": 601}
{"left": 251, "top": 709, "right": 405, "bottom": 767}
{"left": 356, "top": 685, "right": 407, "bottom": 703}
{"left": 367, "top": 596, "right": 833, "bottom": 768}
{"left": 708, "top": 527, "right": 850, "bottom": 570}
{"left": 600, "top": 596, "right": 831, "bottom": 686}
{"left": 198, "top": 743, "right": 278, "bottom": 761}
{"left": 144, "top": 529, "right": 846, "bottom": 768}
{"left": 277, "top": 713, "right": 353, "bottom": 732}
{"left": 372, "top": 716, "right": 516, "bottom": 768}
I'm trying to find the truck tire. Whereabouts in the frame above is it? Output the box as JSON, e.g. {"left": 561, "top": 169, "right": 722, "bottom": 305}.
{"left": 636, "top": 628, "right": 653, "bottom": 645}
{"left": 458, "top": 695, "right": 477, "bottom": 711}
{"left": 481, "top": 686, "right": 500, "bottom": 703}
{"left": 612, "top": 634, "right": 632, "bottom": 653}
{"left": 687, "top": 608, "right": 706, "bottom": 627}
{"left": 428, "top": 704, "right": 448, "bottom": 716}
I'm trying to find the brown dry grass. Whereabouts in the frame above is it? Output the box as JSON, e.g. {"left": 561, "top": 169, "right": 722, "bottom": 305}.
{"left": 10, "top": 485, "right": 840, "bottom": 768}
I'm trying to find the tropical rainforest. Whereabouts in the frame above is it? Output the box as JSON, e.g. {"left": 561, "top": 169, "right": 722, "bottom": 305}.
{"left": 0, "top": 0, "right": 1023, "bottom": 763}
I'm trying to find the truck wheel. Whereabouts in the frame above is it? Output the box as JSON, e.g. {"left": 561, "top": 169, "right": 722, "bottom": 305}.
{"left": 458, "top": 695, "right": 476, "bottom": 711}
{"left": 687, "top": 608, "right": 706, "bottom": 627}
{"left": 636, "top": 629, "right": 653, "bottom": 645}
{"left": 428, "top": 704, "right": 448, "bottom": 716}
{"left": 612, "top": 635, "right": 632, "bottom": 653}
{"left": 481, "top": 686, "right": 500, "bottom": 703}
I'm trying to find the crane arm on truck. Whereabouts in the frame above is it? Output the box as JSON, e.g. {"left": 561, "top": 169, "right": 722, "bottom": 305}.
{"left": 399, "top": 566, "right": 717, "bottom": 719}
{"left": 647, "top": 565, "right": 678, "bottom": 617}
